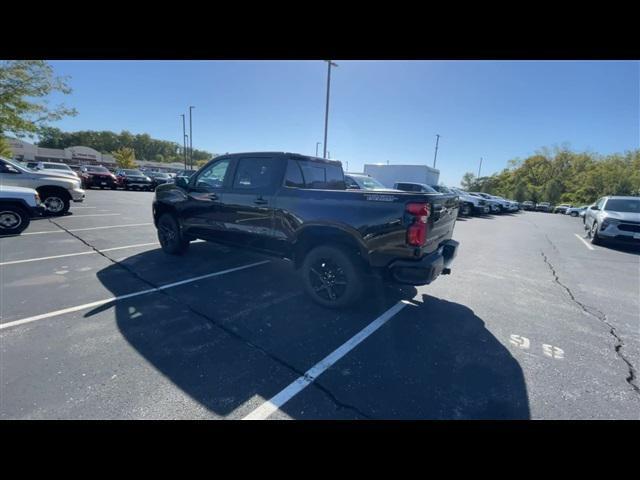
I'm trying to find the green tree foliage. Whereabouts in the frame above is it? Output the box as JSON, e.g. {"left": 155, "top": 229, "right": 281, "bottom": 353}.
{"left": 0, "top": 61, "right": 77, "bottom": 138}
{"left": 0, "top": 136, "right": 12, "bottom": 157}
{"left": 112, "top": 147, "right": 137, "bottom": 169}
{"left": 460, "top": 147, "right": 640, "bottom": 205}
{"left": 37, "top": 127, "right": 215, "bottom": 164}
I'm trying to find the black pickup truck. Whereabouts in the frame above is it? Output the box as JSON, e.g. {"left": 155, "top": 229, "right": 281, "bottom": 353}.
{"left": 152, "top": 152, "right": 459, "bottom": 308}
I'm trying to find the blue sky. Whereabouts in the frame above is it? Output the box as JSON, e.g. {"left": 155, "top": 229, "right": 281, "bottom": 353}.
{"left": 47, "top": 60, "right": 639, "bottom": 186}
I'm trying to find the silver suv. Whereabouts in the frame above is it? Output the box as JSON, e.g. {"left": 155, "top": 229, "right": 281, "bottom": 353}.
{"left": 584, "top": 196, "right": 640, "bottom": 246}
{"left": 0, "top": 157, "right": 85, "bottom": 215}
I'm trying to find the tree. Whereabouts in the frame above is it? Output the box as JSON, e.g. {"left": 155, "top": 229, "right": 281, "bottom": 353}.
{"left": 0, "top": 60, "right": 77, "bottom": 138}
{"left": 0, "top": 136, "right": 12, "bottom": 157}
{"left": 460, "top": 172, "right": 477, "bottom": 190}
{"left": 112, "top": 147, "right": 137, "bottom": 169}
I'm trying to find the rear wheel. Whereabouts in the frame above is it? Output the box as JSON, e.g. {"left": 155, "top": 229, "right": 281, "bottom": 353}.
{"left": 571, "top": 211, "right": 578, "bottom": 217}
{"left": 301, "top": 245, "right": 364, "bottom": 309}
{"left": 460, "top": 203, "right": 472, "bottom": 216}
{"left": 157, "top": 213, "right": 190, "bottom": 255}
{"left": 0, "top": 205, "right": 30, "bottom": 236}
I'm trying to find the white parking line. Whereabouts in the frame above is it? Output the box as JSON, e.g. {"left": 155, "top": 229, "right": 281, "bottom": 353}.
{"left": 56, "top": 213, "right": 121, "bottom": 218}
{"left": 0, "top": 242, "right": 160, "bottom": 266}
{"left": 0, "top": 260, "right": 270, "bottom": 331}
{"left": 574, "top": 234, "right": 595, "bottom": 251}
{"left": 72, "top": 206, "right": 97, "bottom": 209}
{"left": 242, "top": 300, "right": 410, "bottom": 420}
{"left": 23, "top": 223, "right": 154, "bottom": 235}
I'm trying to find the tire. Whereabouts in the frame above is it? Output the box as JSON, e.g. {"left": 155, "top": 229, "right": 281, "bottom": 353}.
{"left": 0, "top": 205, "right": 30, "bottom": 236}
{"left": 571, "top": 212, "right": 578, "bottom": 217}
{"left": 460, "top": 203, "right": 472, "bottom": 216}
{"left": 157, "top": 213, "right": 190, "bottom": 255}
{"left": 39, "top": 190, "right": 70, "bottom": 216}
{"left": 301, "top": 245, "right": 364, "bottom": 309}
{"left": 589, "top": 221, "right": 601, "bottom": 245}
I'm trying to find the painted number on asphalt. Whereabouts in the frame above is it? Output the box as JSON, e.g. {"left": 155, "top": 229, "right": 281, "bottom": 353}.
{"left": 542, "top": 344, "right": 565, "bottom": 359}
{"left": 509, "top": 335, "right": 530, "bottom": 349}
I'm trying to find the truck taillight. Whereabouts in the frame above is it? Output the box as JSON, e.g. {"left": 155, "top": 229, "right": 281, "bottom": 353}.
{"left": 406, "top": 202, "right": 430, "bottom": 247}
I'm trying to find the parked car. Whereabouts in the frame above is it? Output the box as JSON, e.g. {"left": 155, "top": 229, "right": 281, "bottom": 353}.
{"left": 80, "top": 165, "right": 119, "bottom": 189}
{"left": 153, "top": 152, "right": 460, "bottom": 308}
{"left": 345, "top": 173, "right": 398, "bottom": 191}
{"left": 536, "top": 202, "right": 552, "bottom": 212}
{"left": 0, "top": 185, "right": 45, "bottom": 236}
{"left": 147, "top": 171, "right": 174, "bottom": 189}
{"left": 0, "top": 156, "right": 85, "bottom": 215}
{"left": 583, "top": 196, "right": 640, "bottom": 246}
{"left": 521, "top": 201, "right": 535, "bottom": 211}
{"left": 115, "top": 169, "right": 154, "bottom": 191}
{"left": 24, "top": 161, "right": 80, "bottom": 179}
{"left": 553, "top": 204, "right": 572, "bottom": 214}
{"left": 565, "top": 205, "right": 587, "bottom": 217}
{"left": 469, "top": 193, "right": 500, "bottom": 213}
{"left": 448, "top": 188, "right": 490, "bottom": 216}
{"left": 393, "top": 182, "right": 439, "bottom": 193}
{"left": 175, "top": 169, "right": 197, "bottom": 182}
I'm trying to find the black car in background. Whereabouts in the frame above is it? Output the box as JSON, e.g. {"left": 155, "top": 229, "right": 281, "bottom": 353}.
{"left": 147, "top": 171, "right": 173, "bottom": 189}
{"left": 536, "top": 202, "right": 552, "bottom": 212}
{"left": 80, "top": 165, "right": 119, "bottom": 189}
{"left": 116, "top": 169, "right": 154, "bottom": 191}
{"left": 522, "top": 201, "right": 535, "bottom": 211}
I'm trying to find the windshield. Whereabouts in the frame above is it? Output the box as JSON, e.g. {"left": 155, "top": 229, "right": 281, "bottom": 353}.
{"left": 43, "top": 163, "right": 71, "bottom": 170}
{"left": 85, "top": 166, "right": 110, "bottom": 173}
{"left": 604, "top": 198, "right": 640, "bottom": 213}
{"left": 123, "top": 170, "right": 144, "bottom": 175}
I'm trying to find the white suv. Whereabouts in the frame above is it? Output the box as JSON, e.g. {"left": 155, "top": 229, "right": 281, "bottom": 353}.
{"left": 0, "top": 185, "right": 45, "bottom": 235}
{"left": 0, "top": 157, "right": 85, "bottom": 215}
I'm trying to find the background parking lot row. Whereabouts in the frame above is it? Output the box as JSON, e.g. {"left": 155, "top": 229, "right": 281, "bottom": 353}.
{"left": 1, "top": 191, "right": 638, "bottom": 419}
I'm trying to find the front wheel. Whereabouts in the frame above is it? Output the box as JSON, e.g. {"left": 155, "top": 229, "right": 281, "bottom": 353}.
{"left": 571, "top": 212, "right": 578, "bottom": 217}
{"left": 40, "top": 191, "right": 70, "bottom": 216}
{"left": 301, "top": 245, "right": 364, "bottom": 309}
{"left": 589, "top": 222, "right": 602, "bottom": 245}
{"left": 460, "top": 203, "right": 472, "bottom": 216}
{"left": 157, "top": 213, "right": 190, "bottom": 255}
{"left": 0, "top": 206, "right": 30, "bottom": 236}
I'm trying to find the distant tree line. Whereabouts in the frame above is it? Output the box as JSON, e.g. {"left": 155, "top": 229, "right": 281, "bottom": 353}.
{"left": 37, "top": 127, "right": 215, "bottom": 164}
{"left": 460, "top": 147, "right": 640, "bottom": 205}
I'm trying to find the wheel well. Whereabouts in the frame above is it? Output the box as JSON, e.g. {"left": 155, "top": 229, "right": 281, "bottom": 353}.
{"left": 36, "top": 186, "right": 71, "bottom": 201}
{"left": 153, "top": 202, "right": 177, "bottom": 226}
{"left": 293, "top": 227, "right": 369, "bottom": 271}
{"left": 0, "top": 200, "right": 29, "bottom": 211}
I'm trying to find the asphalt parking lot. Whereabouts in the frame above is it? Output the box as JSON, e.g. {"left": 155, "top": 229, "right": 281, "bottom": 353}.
{"left": 1, "top": 190, "right": 639, "bottom": 419}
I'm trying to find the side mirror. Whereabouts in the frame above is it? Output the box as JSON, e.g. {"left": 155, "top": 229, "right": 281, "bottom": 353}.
{"left": 175, "top": 176, "right": 189, "bottom": 189}
{"left": 590, "top": 205, "right": 599, "bottom": 210}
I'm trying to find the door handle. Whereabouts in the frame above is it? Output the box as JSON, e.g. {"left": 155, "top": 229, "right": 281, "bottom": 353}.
{"left": 205, "top": 192, "right": 218, "bottom": 200}
{"left": 254, "top": 197, "right": 268, "bottom": 205}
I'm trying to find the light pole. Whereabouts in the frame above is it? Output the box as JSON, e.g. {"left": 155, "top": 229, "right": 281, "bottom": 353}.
{"left": 185, "top": 134, "right": 189, "bottom": 168}
{"left": 478, "top": 157, "right": 483, "bottom": 178}
{"left": 433, "top": 134, "right": 440, "bottom": 168}
{"left": 181, "top": 114, "right": 187, "bottom": 169}
{"left": 315, "top": 142, "right": 321, "bottom": 157}
{"left": 322, "top": 60, "right": 338, "bottom": 159}
{"left": 189, "top": 106, "right": 195, "bottom": 169}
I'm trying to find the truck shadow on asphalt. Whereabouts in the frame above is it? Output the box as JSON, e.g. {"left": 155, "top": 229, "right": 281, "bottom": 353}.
{"left": 90, "top": 245, "right": 530, "bottom": 419}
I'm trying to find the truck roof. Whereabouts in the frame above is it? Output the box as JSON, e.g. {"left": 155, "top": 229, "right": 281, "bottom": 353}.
{"left": 214, "top": 152, "right": 343, "bottom": 167}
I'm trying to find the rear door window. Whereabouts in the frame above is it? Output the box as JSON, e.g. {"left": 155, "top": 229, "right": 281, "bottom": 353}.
{"left": 232, "top": 157, "right": 279, "bottom": 192}
{"left": 298, "top": 161, "right": 345, "bottom": 190}
{"left": 284, "top": 160, "right": 305, "bottom": 188}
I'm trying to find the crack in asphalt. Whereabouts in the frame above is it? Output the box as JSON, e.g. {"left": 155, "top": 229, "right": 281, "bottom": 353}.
{"left": 48, "top": 218, "right": 373, "bottom": 419}
{"left": 539, "top": 248, "right": 639, "bottom": 396}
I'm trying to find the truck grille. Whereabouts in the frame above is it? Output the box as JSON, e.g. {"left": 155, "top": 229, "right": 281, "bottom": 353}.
{"left": 618, "top": 223, "right": 640, "bottom": 233}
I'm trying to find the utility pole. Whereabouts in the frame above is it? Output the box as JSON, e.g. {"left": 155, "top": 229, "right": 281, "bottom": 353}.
{"left": 478, "top": 157, "right": 483, "bottom": 178}
{"left": 181, "top": 114, "right": 187, "bottom": 169}
{"left": 315, "top": 142, "right": 321, "bottom": 157}
{"left": 189, "top": 106, "right": 195, "bottom": 169}
{"left": 433, "top": 134, "right": 441, "bottom": 168}
{"left": 323, "top": 60, "right": 338, "bottom": 159}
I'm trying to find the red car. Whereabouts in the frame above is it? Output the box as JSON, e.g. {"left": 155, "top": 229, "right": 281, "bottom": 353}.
{"left": 80, "top": 165, "right": 119, "bottom": 189}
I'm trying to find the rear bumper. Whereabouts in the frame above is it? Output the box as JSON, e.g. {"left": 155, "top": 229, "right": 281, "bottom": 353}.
{"left": 387, "top": 239, "right": 459, "bottom": 285}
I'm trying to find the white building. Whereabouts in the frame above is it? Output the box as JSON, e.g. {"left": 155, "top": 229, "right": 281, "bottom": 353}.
{"left": 7, "top": 138, "right": 117, "bottom": 166}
